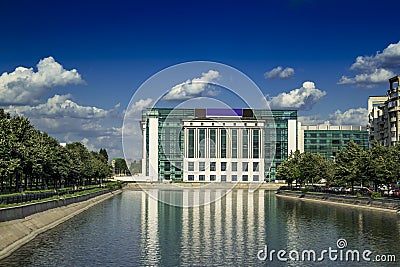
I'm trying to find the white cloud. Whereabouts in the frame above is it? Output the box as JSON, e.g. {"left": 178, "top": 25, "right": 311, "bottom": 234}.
{"left": 299, "top": 107, "right": 368, "bottom": 126}
{"left": 328, "top": 108, "right": 368, "bottom": 126}
{"left": 0, "top": 56, "right": 83, "bottom": 105}
{"left": 338, "top": 41, "right": 400, "bottom": 87}
{"left": 131, "top": 98, "right": 153, "bottom": 111}
{"left": 268, "top": 81, "right": 326, "bottom": 110}
{"left": 338, "top": 68, "right": 395, "bottom": 87}
{"left": 264, "top": 66, "right": 295, "bottom": 79}
{"left": 125, "top": 98, "right": 153, "bottom": 116}
{"left": 163, "top": 70, "right": 220, "bottom": 100}
{"left": 5, "top": 94, "right": 113, "bottom": 119}
{"left": 298, "top": 115, "right": 326, "bottom": 126}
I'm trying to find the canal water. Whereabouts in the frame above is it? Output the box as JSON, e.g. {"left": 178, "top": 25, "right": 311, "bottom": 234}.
{"left": 1, "top": 190, "right": 399, "bottom": 266}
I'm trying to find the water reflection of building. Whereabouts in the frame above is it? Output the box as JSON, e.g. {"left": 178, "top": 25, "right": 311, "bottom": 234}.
{"left": 139, "top": 189, "right": 267, "bottom": 264}
{"left": 140, "top": 190, "right": 159, "bottom": 265}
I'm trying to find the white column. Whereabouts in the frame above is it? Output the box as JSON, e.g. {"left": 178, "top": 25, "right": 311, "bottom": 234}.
{"left": 288, "top": 119, "right": 297, "bottom": 155}
{"left": 148, "top": 118, "right": 159, "bottom": 181}
{"left": 297, "top": 122, "right": 304, "bottom": 153}
{"left": 141, "top": 121, "right": 147, "bottom": 175}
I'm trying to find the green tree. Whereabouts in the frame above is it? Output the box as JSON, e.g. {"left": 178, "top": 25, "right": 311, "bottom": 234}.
{"left": 99, "top": 148, "right": 109, "bottom": 163}
{"left": 362, "top": 140, "right": 390, "bottom": 191}
{"left": 113, "top": 158, "right": 131, "bottom": 176}
{"left": 277, "top": 150, "right": 301, "bottom": 188}
{"left": 334, "top": 141, "right": 364, "bottom": 192}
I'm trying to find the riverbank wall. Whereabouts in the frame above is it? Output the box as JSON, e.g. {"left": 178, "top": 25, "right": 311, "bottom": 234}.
{"left": 276, "top": 190, "right": 400, "bottom": 213}
{"left": 0, "top": 189, "right": 122, "bottom": 260}
{"left": 0, "top": 190, "right": 111, "bottom": 222}
{"left": 125, "top": 182, "right": 284, "bottom": 190}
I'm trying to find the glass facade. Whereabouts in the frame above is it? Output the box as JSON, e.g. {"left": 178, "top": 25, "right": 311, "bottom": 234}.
{"left": 304, "top": 129, "right": 369, "bottom": 159}
{"left": 254, "top": 110, "right": 297, "bottom": 181}
{"left": 143, "top": 108, "right": 195, "bottom": 181}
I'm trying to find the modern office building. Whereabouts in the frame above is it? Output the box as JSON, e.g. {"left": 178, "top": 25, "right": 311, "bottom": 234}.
{"left": 368, "top": 75, "right": 400, "bottom": 146}
{"left": 298, "top": 123, "right": 369, "bottom": 159}
{"left": 140, "top": 108, "right": 298, "bottom": 182}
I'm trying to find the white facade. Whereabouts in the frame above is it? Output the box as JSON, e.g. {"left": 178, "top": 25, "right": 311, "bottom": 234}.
{"left": 182, "top": 119, "right": 264, "bottom": 182}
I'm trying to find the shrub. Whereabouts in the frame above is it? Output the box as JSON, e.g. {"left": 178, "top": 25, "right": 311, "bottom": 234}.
{"left": 371, "top": 192, "right": 381, "bottom": 199}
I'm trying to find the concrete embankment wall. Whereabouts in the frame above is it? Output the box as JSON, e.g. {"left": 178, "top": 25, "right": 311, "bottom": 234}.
{"left": 276, "top": 190, "right": 400, "bottom": 213}
{"left": 0, "top": 190, "right": 109, "bottom": 222}
{"left": 0, "top": 190, "right": 122, "bottom": 260}
{"left": 125, "top": 182, "right": 284, "bottom": 190}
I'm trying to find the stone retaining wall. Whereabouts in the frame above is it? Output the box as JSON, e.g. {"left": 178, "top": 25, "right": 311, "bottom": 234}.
{"left": 0, "top": 190, "right": 122, "bottom": 260}
{"left": 0, "top": 190, "right": 108, "bottom": 222}
{"left": 276, "top": 190, "right": 400, "bottom": 212}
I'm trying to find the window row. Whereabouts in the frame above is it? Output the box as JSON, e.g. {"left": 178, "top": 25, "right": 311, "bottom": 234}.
{"left": 187, "top": 174, "right": 260, "bottom": 182}
{"left": 187, "top": 161, "right": 259, "bottom": 172}
{"left": 187, "top": 128, "right": 260, "bottom": 158}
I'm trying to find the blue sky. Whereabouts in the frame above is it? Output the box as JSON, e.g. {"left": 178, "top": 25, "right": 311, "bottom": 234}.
{"left": 0, "top": 0, "right": 399, "bottom": 159}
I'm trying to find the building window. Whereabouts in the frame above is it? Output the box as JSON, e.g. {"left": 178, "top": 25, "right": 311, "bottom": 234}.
{"left": 165, "top": 174, "right": 170, "bottom": 180}
{"left": 199, "top": 175, "right": 205, "bottom": 181}
{"left": 253, "top": 129, "right": 259, "bottom": 158}
{"left": 221, "top": 129, "right": 227, "bottom": 158}
{"left": 210, "top": 175, "right": 216, "bottom": 181}
{"left": 232, "top": 129, "right": 238, "bottom": 158}
{"left": 221, "top": 162, "right": 227, "bottom": 171}
{"left": 165, "top": 161, "right": 170, "bottom": 171}
{"left": 210, "top": 162, "right": 216, "bottom": 171}
{"left": 175, "top": 162, "right": 182, "bottom": 171}
{"left": 210, "top": 129, "right": 216, "bottom": 158}
{"left": 232, "top": 175, "right": 237, "bottom": 181}
{"left": 199, "top": 129, "right": 205, "bottom": 158}
{"left": 188, "top": 175, "right": 194, "bottom": 181}
{"left": 188, "top": 129, "right": 194, "bottom": 158}
{"left": 221, "top": 175, "right": 226, "bottom": 182}
{"left": 199, "top": 162, "right": 205, "bottom": 171}
{"left": 253, "top": 175, "right": 259, "bottom": 181}
{"left": 242, "top": 175, "right": 248, "bottom": 181}
{"left": 188, "top": 162, "right": 194, "bottom": 171}
{"left": 253, "top": 162, "right": 259, "bottom": 172}
{"left": 231, "top": 162, "right": 237, "bottom": 171}
{"left": 242, "top": 129, "right": 248, "bottom": 158}
{"left": 242, "top": 162, "right": 248, "bottom": 172}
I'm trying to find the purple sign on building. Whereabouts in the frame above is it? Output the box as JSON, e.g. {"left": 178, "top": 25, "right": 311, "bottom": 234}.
{"left": 206, "top": 108, "right": 242, "bottom": 117}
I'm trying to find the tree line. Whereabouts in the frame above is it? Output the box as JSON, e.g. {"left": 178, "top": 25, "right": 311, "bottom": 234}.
{"left": 277, "top": 140, "right": 400, "bottom": 191}
{"left": 0, "top": 109, "right": 112, "bottom": 193}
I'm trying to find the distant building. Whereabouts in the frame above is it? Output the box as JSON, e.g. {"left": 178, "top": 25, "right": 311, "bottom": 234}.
{"left": 298, "top": 122, "right": 369, "bottom": 159}
{"left": 368, "top": 75, "right": 400, "bottom": 146}
{"left": 140, "top": 108, "right": 299, "bottom": 182}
